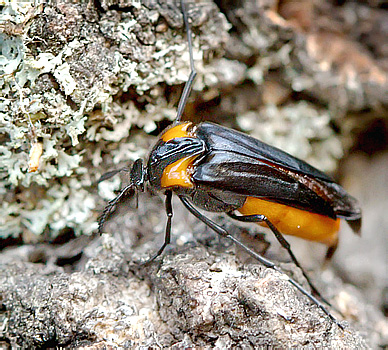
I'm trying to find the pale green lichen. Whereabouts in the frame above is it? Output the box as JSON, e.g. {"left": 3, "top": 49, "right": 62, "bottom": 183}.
{"left": 19, "top": 181, "right": 97, "bottom": 236}
{"left": 0, "top": 2, "right": 229, "bottom": 239}
{"left": 0, "top": 34, "right": 24, "bottom": 75}
{"left": 0, "top": 3, "right": 211, "bottom": 187}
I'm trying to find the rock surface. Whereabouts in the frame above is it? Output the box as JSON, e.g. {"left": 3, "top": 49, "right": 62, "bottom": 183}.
{"left": 0, "top": 235, "right": 379, "bottom": 348}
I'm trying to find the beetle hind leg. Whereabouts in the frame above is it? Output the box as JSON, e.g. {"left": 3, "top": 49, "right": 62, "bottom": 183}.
{"left": 227, "top": 211, "right": 332, "bottom": 307}
{"left": 179, "top": 196, "right": 343, "bottom": 329}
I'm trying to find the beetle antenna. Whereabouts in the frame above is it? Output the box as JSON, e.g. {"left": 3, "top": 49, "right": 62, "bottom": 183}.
{"left": 98, "top": 183, "right": 136, "bottom": 234}
{"left": 97, "top": 167, "right": 131, "bottom": 184}
{"left": 98, "top": 159, "right": 145, "bottom": 234}
{"left": 175, "top": 0, "right": 197, "bottom": 124}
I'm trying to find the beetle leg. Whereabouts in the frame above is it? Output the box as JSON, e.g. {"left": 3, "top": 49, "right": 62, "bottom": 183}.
{"left": 142, "top": 190, "right": 173, "bottom": 264}
{"left": 227, "top": 211, "right": 331, "bottom": 307}
{"left": 180, "top": 196, "right": 343, "bottom": 330}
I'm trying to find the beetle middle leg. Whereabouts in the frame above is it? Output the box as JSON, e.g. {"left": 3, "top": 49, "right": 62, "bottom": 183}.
{"left": 227, "top": 211, "right": 331, "bottom": 306}
{"left": 179, "top": 195, "right": 343, "bottom": 329}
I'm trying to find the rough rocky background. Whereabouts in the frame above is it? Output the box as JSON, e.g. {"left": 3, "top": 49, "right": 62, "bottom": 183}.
{"left": 1, "top": 0, "right": 387, "bottom": 348}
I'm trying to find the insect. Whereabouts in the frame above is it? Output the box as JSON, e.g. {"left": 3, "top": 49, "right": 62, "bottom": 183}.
{"left": 98, "top": 0, "right": 361, "bottom": 329}
{"left": 28, "top": 139, "right": 43, "bottom": 173}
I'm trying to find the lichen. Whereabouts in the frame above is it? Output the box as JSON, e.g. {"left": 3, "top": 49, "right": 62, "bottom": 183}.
{"left": 237, "top": 102, "right": 343, "bottom": 172}
{"left": 0, "top": 2, "right": 229, "bottom": 239}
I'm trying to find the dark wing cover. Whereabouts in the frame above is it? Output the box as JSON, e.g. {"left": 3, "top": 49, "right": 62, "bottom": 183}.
{"left": 194, "top": 122, "right": 361, "bottom": 221}
{"left": 196, "top": 123, "right": 333, "bottom": 181}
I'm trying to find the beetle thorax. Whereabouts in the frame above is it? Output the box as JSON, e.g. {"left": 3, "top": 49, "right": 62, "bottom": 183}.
{"left": 147, "top": 122, "right": 206, "bottom": 191}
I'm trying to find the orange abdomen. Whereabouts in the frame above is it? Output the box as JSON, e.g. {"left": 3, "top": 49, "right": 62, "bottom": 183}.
{"left": 238, "top": 197, "right": 340, "bottom": 246}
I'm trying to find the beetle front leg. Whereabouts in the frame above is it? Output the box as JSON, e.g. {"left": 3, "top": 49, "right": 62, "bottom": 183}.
{"left": 179, "top": 196, "right": 343, "bottom": 330}
{"left": 142, "top": 190, "right": 173, "bottom": 265}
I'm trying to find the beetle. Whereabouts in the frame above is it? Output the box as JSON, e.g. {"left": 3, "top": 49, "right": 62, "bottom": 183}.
{"left": 98, "top": 0, "right": 361, "bottom": 329}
